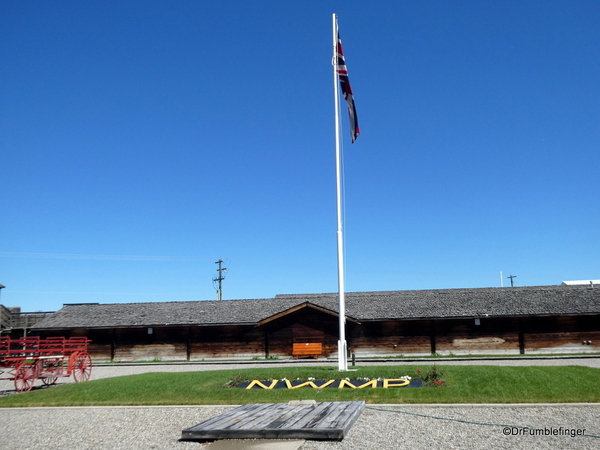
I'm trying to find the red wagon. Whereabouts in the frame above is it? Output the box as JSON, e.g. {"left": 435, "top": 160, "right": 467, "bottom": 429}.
{"left": 0, "top": 336, "right": 92, "bottom": 393}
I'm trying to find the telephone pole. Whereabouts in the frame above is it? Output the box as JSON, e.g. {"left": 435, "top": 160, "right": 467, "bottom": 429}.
{"left": 213, "top": 259, "right": 227, "bottom": 300}
{"left": 507, "top": 274, "right": 517, "bottom": 287}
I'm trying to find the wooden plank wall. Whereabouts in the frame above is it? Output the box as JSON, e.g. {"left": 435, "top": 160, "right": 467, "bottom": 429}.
{"left": 433, "top": 317, "right": 521, "bottom": 355}
{"left": 349, "top": 321, "right": 431, "bottom": 356}
{"left": 348, "top": 315, "right": 600, "bottom": 356}
{"left": 189, "top": 325, "right": 265, "bottom": 360}
{"left": 36, "top": 313, "right": 600, "bottom": 361}
{"left": 525, "top": 331, "right": 600, "bottom": 353}
{"left": 521, "top": 315, "right": 600, "bottom": 354}
{"left": 114, "top": 343, "right": 187, "bottom": 361}
{"left": 88, "top": 344, "right": 112, "bottom": 361}
{"left": 265, "top": 309, "right": 339, "bottom": 358}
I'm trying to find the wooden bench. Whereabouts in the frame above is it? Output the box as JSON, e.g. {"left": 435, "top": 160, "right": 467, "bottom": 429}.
{"left": 292, "top": 342, "right": 323, "bottom": 359}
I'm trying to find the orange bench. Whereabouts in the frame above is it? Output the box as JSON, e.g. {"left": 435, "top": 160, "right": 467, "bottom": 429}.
{"left": 292, "top": 342, "right": 323, "bottom": 359}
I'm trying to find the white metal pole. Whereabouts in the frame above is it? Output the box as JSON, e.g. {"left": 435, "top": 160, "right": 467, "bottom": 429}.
{"left": 333, "top": 13, "right": 348, "bottom": 371}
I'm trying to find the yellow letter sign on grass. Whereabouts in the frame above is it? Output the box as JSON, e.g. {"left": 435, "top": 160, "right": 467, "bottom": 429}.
{"left": 284, "top": 379, "right": 336, "bottom": 389}
{"left": 244, "top": 378, "right": 414, "bottom": 389}
{"left": 338, "top": 379, "right": 378, "bottom": 389}
{"left": 383, "top": 378, "right": 410, "bottom": 388}
{"left": 245, "top": 379, "right": 279, "bottom": 389}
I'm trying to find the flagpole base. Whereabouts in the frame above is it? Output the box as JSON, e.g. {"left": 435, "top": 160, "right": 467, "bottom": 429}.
{"left": 338, "top": 340, "right": 348, "bottom": 371}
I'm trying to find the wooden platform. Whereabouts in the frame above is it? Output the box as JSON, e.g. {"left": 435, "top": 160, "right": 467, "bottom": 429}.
{"left": 181, "top": 401, "right": 365, "bottom": 442}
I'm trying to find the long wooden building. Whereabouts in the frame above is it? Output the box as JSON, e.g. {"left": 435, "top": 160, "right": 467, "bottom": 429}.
{"left": 31, "top": 285, "right": 600, "bottom": 362}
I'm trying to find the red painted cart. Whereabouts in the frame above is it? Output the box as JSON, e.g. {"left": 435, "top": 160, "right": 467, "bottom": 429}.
{"left": 0, "top": 336, "right": 92, "bottom": 393}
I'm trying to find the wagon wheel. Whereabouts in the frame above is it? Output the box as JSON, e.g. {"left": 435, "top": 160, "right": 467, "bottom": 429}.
{"left": 41, "top": 358, "right": 60, "bottom": 386}
{"left": 14, "top": 362, "right": 39, "bottom": 393}
{"left": 72, "top": 352, "right": 92, "bottom": 382}
{"left": 41, "top": 376, "right": 58, "bottom": 386}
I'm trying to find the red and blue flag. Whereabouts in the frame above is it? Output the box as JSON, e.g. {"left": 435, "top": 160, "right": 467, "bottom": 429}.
{"left": 335, "top": 32, "right": 360, "bottom": 143}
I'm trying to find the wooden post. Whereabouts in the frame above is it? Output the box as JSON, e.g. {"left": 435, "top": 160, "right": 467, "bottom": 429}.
{"left": 518, "top": 318, "right": 525, "bottom": 355}
{"left": 264, "top": 326, "right": 270, "bottom": 359}
{"left": 186, "top": 327, "right": 192, "bottom": 361}
{"left": 111, "top": 329, "right": 116, "bottom": 362}
{"left": 430, "top": 320, "right": 437, "bottom": 355}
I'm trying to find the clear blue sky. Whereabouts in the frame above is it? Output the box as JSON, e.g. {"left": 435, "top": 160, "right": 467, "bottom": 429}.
{"left": 1, "top": 1, "right": 599, "bottom": 312}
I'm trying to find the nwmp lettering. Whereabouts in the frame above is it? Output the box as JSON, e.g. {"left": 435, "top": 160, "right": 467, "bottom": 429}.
{"left": 243, "top": 378, "right": 415, "bottom": 389}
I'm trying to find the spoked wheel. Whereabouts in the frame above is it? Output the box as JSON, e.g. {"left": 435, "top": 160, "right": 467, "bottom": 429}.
{"left": 41, "top": 377, "right": 58, "bottom": 386}
{"left": 14, "top": 362, "right": 39, "bottom": 393}
{"left": 41, "top": 358, "right": 61, "bottom": 386}
{"left": 72, "top": 352, "right": 92, "bottom": 382}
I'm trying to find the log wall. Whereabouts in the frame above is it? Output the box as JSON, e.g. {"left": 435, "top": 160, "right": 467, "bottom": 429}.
{"left": 35, "top": 313, "right": 600, "bottom": 361}
{"left": 349, "top": 321, "right": 432, "bottom": 357}
{"left": 520, "top": 315, "right": 600, "bottom": 354}
{"left": 432, "top": 317, "right": 521, "bottom": 355}
{"left": 263, "top": 308, "right": 339, "bottom": 358}
{"left": 189, "top": 325, "right": 265, "bottom": 360}
{"left": 114, "top": 343, "right": 187, "bottom": 361}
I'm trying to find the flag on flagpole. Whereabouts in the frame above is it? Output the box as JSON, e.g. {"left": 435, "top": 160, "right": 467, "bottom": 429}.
{"left": 335, "top": 31, "right": 360, "bottom": 143}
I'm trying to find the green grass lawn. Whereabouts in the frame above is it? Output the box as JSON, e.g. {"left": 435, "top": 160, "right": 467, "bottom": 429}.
{"left": 1, "top": 365, "right": 599, "bottom": 407}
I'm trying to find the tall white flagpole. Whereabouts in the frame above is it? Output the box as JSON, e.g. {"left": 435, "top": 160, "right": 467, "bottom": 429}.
{"left": 332, "top": 13, "right": 348, "bottom": 371}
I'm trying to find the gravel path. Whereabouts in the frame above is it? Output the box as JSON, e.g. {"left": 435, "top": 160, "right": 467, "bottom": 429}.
{"left": 0, "top": 357, "right": 599, "bottom": 449}
{"left": 304, "top": 404, "right": 600, "bottom": 450}
{"left": 0, "top": 404, "right": 598, "bottom": 450}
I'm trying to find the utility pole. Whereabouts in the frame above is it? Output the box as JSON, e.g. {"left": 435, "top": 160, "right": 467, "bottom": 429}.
{"left": 507, "top": 274, "right": 517, "bottom": 287}
{"left": 213, "top": 259, "right": 227, "bottom": 300}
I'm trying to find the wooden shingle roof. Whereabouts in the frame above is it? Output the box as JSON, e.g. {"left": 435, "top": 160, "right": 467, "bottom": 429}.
{"left": 32, "top": 285, "right": 600, "bottom": 330}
